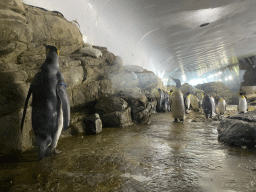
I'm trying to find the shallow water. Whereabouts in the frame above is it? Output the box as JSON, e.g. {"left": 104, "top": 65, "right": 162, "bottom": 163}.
{"left": 1, "top": 112, "right": 256, "bottom": 192}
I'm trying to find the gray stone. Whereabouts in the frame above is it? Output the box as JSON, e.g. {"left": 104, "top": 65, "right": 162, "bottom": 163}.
{"left": 95, "top": 96, "right": 128, "bottom": 115}
{"left": 83, "top": 113, "right": 102, "bottom": 135}
{"left": 0, "top": 0, "right": 25, "bottom": 14}
{"left": 62, "top": 66, "right": 84, "bottom": 88}
{"left": 136, "top": 71, "right": 159, "bottom": 89}
{"left": 124, "top": 65, "right": 145, "bottom": 73}
{"left": 218, "top": 118, "right": 256, "bottom": 148}
{"left": 100, "top": 107, "right": 133, "bottom": 128}
{"left": 0, "top": 108, "right": 33, "bottom": 155}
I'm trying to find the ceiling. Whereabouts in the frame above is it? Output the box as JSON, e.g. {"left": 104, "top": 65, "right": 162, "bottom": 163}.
{"left": 24, "top": 0, "right": 256, "bottom": 85}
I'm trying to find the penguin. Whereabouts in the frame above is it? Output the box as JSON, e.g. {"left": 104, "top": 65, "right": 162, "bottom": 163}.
{"left": 184, "top": 92, "right": 191, "bottom": 111}
{"left": 202, "top": 94, "right": 213, "bottom": 118}
{"left": 169, "top": 77, "right": 185, "bottom": 122}
{"left": 161, "top": 90, "right": 169, "bottom": 112}
{"left": 21, "top": 44, "right": 70, "bottom": 160}
{"left": 168, "top": 89, "right": 173, "bottom": 111}
{"left": 237, "top": 92, "right": 248, "bottom": 113}
{"left": 217, "top": 96, "right": 226, "bottom": 115}
{"left": 190, "top": 93, "right": 200, "bottom": 112}
{"left": 156, "top": 88, "right": 163, "bottom": 112}
{"left": 209, "top": 95, "right": 217, "bottom": 116}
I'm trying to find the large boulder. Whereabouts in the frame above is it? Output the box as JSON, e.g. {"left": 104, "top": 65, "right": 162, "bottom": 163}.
{"left": 95, "top": 96, "right": 128, "bottom": 115}
{"left": 100, "top": 107, "right": 133, "bottom": 128}
{"left": 217, "top": 110, "right": 256, "bottom": 148}
{"left": 21, "top": 4, "right": 83, "bottom": 56}
{"left": 83, "top": 113, "right": 102, "bottom": 135}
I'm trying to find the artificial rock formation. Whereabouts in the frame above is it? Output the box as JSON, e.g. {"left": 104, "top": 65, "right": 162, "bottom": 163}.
{"left": 196, "top": 81, "right": 237, "bottom": 104}
{"left": 0, "top": 0, "right": 162, "bottom": 156}
{"left": 218, "top": 110, "right": 256, "bottom": 148}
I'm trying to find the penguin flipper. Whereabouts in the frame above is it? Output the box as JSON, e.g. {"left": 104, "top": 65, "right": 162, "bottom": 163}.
{"left": 21, "top": 87, "right": 32, "bottom": 132}
{"left": 57, "top": 83, "right": 70, "bottom": 131}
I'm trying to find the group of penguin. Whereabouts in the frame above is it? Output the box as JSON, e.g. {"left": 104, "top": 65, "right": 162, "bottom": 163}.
{"left": 19, "top": 44, "right": 249, "bottom": 160}
{"left": 159, "top": 77, "right": 249, "bottom": 123}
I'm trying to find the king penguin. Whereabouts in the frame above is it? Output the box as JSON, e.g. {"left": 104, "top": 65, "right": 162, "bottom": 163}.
{"left": 237, "top": 92, "right": 248, "bottom": 113}
{"left": 168, "top": 89, "right": 173, "bottom": 111}
{"left": 190, "top": 93, "right": 200, "bottom": 112}
{"left": 217, "top": 96, "right": 226, "bottom": 115}
{"left": 202, "top": 94, "right": 213, "bottom": 118}
{"left": 184, "top": 92, "right": 191, "bottom": 112}
{"left": 170, "top": 77, "right": 185, "bottom": 122}
{"left": 21, "top": 44, "right": 70, "bottom": 160}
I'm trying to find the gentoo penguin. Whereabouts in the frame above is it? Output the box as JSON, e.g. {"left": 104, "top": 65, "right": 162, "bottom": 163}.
{"left": 184, "top": 92, "right": 191, "bottom": 111}
{"left": 217, "top": 96, "right": 226, "bottom": 115}
{"left": 237, "top": 92, "right": 248, "bottom": 113}
{"left": 202, "top": 94, "right": 213, "bottom": 118}
{"left": 21, "top": 44, "right": 70, "bottom": 160}
{"left": 170, "top": 77, "right": 185, "bottom": 122}
{"left": 190, "top": 93, "right": 200, "bottom": 112}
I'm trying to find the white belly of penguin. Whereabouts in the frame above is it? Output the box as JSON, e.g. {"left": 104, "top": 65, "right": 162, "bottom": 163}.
{"left": 186, "top": 97, "right": 190, "bottom": 109}
{"left": 218, "top": 100, "right": 226, "bottom": 114}
{"left": 238, "top": 99, "right": 247, "bottom": 113}
{"left": 52, "top": 103, "right": 63, "bottom": 149}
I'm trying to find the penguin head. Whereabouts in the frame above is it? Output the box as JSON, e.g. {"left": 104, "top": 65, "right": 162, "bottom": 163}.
{"left": 35, "top": 132, "right": 52, "bottom": 160}
{"left": 170, "top": 77, "right": 181, "bottom": 89}
{"left": 43, "top": 44, "right": 59, "bottom": 58}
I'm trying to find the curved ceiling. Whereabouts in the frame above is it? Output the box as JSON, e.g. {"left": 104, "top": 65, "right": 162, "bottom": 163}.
{"left": 24, "top": 0, "right": 256, "bottom": 85}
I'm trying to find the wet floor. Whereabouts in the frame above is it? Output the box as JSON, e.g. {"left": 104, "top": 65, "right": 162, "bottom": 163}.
{"left": 1, "top": 112, "right": 256, "bottom": 192}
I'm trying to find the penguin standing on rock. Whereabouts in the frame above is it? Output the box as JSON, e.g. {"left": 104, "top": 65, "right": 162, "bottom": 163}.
{"left": 237, "top": 92, "right": 248, "bottom": 113}
{"left": 170, "top": 77, "right": 185, "bottom": 122}
{"left": 21, "top": 44, "right": 70, "bottom": 160}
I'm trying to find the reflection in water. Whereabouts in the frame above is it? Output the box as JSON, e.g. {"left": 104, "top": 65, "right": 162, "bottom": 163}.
{"left": 1, "top": 112, "right": 256, "bottom": 191}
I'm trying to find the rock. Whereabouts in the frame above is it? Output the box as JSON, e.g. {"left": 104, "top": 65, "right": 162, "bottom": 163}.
{"left": 100, "top": 107, "right": 133, "bottom": 128}
{"left": 95, "top": 96, "right": 128, "bottom": 115}
{"left": 22, "top": 4, "right": 83, "bottom": 56}
{"left": 108, "top": 71, "right": 139, "bottom": 91}
{"left": 132, "top": 101, "right": 156, "bottom": 124}
{"left": 228, "top": 110, "right": 256, "bottom": 122}
{"left": 196, "top": 81, "right": 237, "bottom": 104}
{"left": 79, "top": 47, "right": 102, "bottom": 58}
{"left": 72, "top": 79, "right": 113, "bottom": 107}
{"left": 0, "top": 0, "right": 25, "bottom": 14}
{"left": 124, "top": 65, "right": 145, "bottom": 73}
{"left": 0, "top": 108, "right": 33, "bottom": 155}
{"left": 71, "top": 121, "right": 85, "bottom": 135}
{"left": 83, "top": 113, "right": 102, "bottom": 135}
{"left": 136, "top": 71, "right": 159, "bottom": 89}
{"left": 61, "top": 66, "right": 84, "bottom": 88}
{"left": 218, "top": 118, "right": 256, "bottom": 148}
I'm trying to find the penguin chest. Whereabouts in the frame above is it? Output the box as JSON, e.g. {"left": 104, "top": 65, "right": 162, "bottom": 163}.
{"left": 186, "top": 97, "right": 191, "bottom": 109}
{"left": 218, "top": 100, "right": 226, "bottom": 113}
{"left": 239, "top": 99, "right": 247, "bottom": 112}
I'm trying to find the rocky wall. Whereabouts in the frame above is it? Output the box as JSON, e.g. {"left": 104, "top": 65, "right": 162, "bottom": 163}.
{"left": 0, "top": 0, "right": 162, "bottom": 156}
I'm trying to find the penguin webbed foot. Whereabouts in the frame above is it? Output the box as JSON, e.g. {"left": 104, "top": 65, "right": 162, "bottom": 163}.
{"left": 54, "top": 149, "right": 62, "bottom": 154}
